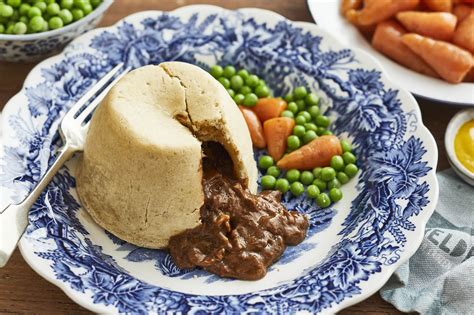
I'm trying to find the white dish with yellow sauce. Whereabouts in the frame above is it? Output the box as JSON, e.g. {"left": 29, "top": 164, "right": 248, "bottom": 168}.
{"left": 445, "top": 109, "right": 474, "bottom": 186}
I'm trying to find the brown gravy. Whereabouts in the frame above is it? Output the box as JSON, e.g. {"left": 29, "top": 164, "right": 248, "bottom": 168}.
{"left": 168, "top": 143, "right": 309, "bottom": 280}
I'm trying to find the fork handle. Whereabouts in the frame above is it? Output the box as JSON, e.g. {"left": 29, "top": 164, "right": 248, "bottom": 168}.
{"left": 0, "top": 143, "right": 75, "bottom": 267}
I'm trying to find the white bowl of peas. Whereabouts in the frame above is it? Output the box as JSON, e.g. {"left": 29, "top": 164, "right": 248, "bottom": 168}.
{"left": 0, "top": 0, "right": 113, "bottom": 62}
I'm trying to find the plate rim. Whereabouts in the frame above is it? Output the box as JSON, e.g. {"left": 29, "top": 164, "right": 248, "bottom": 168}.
{"left": 306, "top": 0, "right": 474, "bottom": 107}
{"left": 0, "top": 4, "right": 440, "bottom": 314}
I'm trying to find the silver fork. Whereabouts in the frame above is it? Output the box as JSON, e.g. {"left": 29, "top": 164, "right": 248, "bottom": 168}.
{"left": 0, "top": 63, "right": 130, "bottom": 267}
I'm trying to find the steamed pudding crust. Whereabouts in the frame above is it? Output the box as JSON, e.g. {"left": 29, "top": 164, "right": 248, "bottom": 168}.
{"left": 77, "top": 63, "right": 257, "bottom": 249}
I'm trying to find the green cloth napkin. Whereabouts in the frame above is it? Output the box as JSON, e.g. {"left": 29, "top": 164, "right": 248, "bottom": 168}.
{"left": 380, "top": 169, "right": 473, "bottom": 314}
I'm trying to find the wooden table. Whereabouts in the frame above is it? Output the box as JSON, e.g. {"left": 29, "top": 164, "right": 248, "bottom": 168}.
{"left": 0, "top": 0, "right": 463, "bottom": 313}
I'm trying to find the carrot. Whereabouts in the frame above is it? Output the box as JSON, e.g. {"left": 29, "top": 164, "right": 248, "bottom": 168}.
{"left": 396, "top": 11, "right": 457, "bottom": 41}
{"left": 372, "top": 20, "right": 439, "bottom": 77}
{"left": 341, "top": 0, "right": 362, "bottom": 17}
{"left": 453, "top": 4, "right": 472, "bottom": 22}
{"left": 463, "top": 66, "right": 474, "bottom": 82}
{"left": 346, "top": 0, "right": 420, "bottom": 26}
{"left": 402, "top": 33, "right": 473, "bottom": 83}
{"left": 277, "top": 135, "right": 342, "bottom": 170}
{"left": 263, "top": 117, "right": 295, "bottom": 161}
{"left": 252, "top": 98, "right": 287, "bottom": 123}
{"left": 453, "top": 12, "right": 474, "bottom": 53}
{"left": 239, "top": 106, "right": 266, "bottom": 149}
{"left": 423, "top": 0, "right": 452, "bottom": 11}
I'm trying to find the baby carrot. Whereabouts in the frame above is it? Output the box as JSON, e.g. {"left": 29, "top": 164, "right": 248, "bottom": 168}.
{"left": 453, "top": 12, "right": 474, "bottom": 53}
{"left": 253, "top": 98, "right": 287, "bottom": 123}
{"left": 277, "top": 135, "right": 342, "bottom": 170}
{"left": 263, "top": 117, "right": 295, "bottom": 161}
{"left": 396, "top": 11, "right": 457, "bottom": 41}
{"left": 239, "top": 106, "right": 266, "bottom": 149}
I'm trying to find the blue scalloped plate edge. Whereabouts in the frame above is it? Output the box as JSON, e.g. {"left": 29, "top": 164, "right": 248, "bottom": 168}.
{"left": 0, "top": 5, "right": 440, "bottom": 314}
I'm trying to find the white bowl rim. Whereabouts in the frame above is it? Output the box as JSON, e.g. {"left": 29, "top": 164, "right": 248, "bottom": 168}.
{"left": 0, "top": 4, "right": 440, "bottom": 314}
{"left": 445, "top": 109, "right": 474, "bottom": 180}
{"left": 0, "top": 0, "right": 113, "bottom": 41}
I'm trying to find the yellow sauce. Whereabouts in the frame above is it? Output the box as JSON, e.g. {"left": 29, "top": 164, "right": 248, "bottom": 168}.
{"left": 454, "top": 119, "right": 474, "bottom": 173}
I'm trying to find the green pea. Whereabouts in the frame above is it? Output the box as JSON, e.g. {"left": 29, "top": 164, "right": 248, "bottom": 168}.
{"left": 218, "top": 77, "right": 230, "bottom": 89}
{"left": 293, "top": 125, "right": 306, "bottom": 138}
{"left": 91, "top": 0, "right": 102, "bottom": 7}
{"left": 7, "top": 0, "right": 20, "bottom": 8}
{"left": 294, "top": 86, "right": 307, "bottom": 100}
{"left": 313, "top": 178, "right": 327, "bottom": 191}
{"left": 315, "top": 115, "right": 330, "bottom": 128}
{"left": 337, "top": 172, "right": 350, "bottom": 185}
{"left": 307, "top": 184, "right": 320, "bottom": 199}
{"left": 5, "top": 24, "right": 14, "bottom": 33}
{"left": 11, "top": 10, "right": 19, "bottom": 22}
{"left": 308, "top": 106, "right": 319, "bottom": 119}
{"left": 13, "top": 21, "right": 27, "bottom": 34}
{"left": 243, "top": 93, "right": 258, "bottom": 107}
{"left": 227, "top": 89, "right": 235, "bottom": 98}
{"left": 322, "top": 130, "right": 333, "bottom": 136}
{"left": 286, "top": 169, "right": 301, "bottom": 183}
{"left": 41, "top": 20, "right": 49, "bottom": 32}
{"left": 342, "top": 151, "right": 356, "bottom": 165}
{"left": 261, "top": 175, "right": 276, "bottom": 190}
{"left": 316, "top": 127, "right": 326, "bottom": 136}
{"left": 328, "top": 178, "right": 341, "bottom": 189}
{"left": 321, "top": 167, "right": 336, "bottom": 181}
{"left": 234, "top": 94, "right": 245, "bottom": 105}
{"left": 303, "top": 130, "right": 317, "bottom": 144}
{"left": 284, "top": 92, "right": 293, "bottom": 103}
{"left": 46, "top": 2, "right": 60, "bottom": 15}
{"left": 330, "top": 155, "right": 345, "bottom": 171}
{"left": 230, "top": 75, "right": 244, "bottom": 91}
{"left": 329, "top": 188, "right": 343, "bottom": 202}
{"left": 245, "top": 74, "right": 259, "bottom": 87}
{"left": 223, "top": 65, "right": 236, "bottom": 78}
{"left": 295, "top": 115, "right": 306, "bottom": 126}
{"left": 344, "top": 163, "right": 359, "bottom": 178}
{"left": 34, "top": 2, "right": 47, "bottom": 13}
{"left": 305, "top": 93, "right": 319, "bottom": 106}
{"left": 281, "top": 110, "right": 294, "bottom": 119}
{"left": 0, "top": 4, "right": 14, "bottom": 17}
{"left": 237, "top": 69, "right": 249, "bottom": 79}
{"left": 340, "top": 139, "right": 352, "bottom": 152}
{"left": 240, "top": 86, "right": 252, "bottom": 95}
{"left": 210, "top": 65, "right": 223, "bottom": 78}
{"left": 258, "top": 155, "right": 274, "bottom": 169}
{"left": 29, "top": 16, "right": 44, "bottom": 31}
{"left": 59, "top": 9, "right": 73, "bottom": 24}
{"left": 61, "top": 0, "right": 74, "bottom": 9}
{"left": 72, "top": 8, "right": 84, "bottom": 20}
{"left": 304, "top": 123, "right": 317, "bottom": 132}
{"left": 287, "top": 135, "right": 301, "bottom": 150}
{"left": 316, "top": 193, "right": 331, "bottom": 208}
{"left": 312, "top": 167, "right": 322, "bottom": 179}
{"left": 49, "top": 16, "right": 63, "bottom": 29}
{"left": 298, "top": 111, "right": 311, "bottom": 121}
{"left": 19, "top": 16, "right": 28, "bottom": 24}
{"left": 290, "top": 181, "right": 305, "bottom": 197}
{"left": 287, "top": 102, "right": 298, "bottom": 114}
{"left": 19, "top": 3, "right": 31, "bottom": 15}
{"left": 266, "top": 166, "right": 281, "bottom": 178}
{"left": 296, "top": 100, "right": 306, "bottom": 111}
{"left": 81, "top": 3, "right": 93, "bottom": 14}
{"left": 300, "top": 171, "right": 314, "bottom": 186}
{"left": 257, "top": 79, "right": 266, "bottom": 87}
{"left": 0, "top": 24, "right": 4, "bottom": 33}
{"left": 255, "top": 85, "right": 270, "bottom": 98}
{"left": 275, "top": 178, "right": 290, "bottom": 193}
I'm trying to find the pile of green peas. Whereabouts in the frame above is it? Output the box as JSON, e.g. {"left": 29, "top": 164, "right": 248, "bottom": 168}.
{"left": 209, "top": 65, "right": 270, "bottom": 107}
{"left": 0, "top": 0, "right": 102, "bottom": 34}
{"left": 282, "top": 86, "right": 332, "bottom": 151}
{"left": 258, "top": 139, "right": 359, "bottom": 208}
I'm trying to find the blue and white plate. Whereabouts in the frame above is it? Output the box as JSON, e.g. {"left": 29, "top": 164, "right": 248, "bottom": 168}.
{"left": 1, "top": 5, "right": 439, "bottom": 314}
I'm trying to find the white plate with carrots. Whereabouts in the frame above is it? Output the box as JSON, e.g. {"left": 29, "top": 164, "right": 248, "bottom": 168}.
{"left": 308, "top": 0, "right": 474, "bottom": 106}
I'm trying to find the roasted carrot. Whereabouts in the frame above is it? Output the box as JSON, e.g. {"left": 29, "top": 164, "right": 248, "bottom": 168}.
{"left": 396, "top": 11, "right": 457, "bottom": 41}
{"left": 423, "top": 0, "right": 453, "bottom": 11}
{"left": 263, "top": 117, "right": 295, "bottom": 161}
{"left": 464, "top": 66, "right": 474, "bottom": 82}
{"left": 252, "top": 98, "right": 287, "bottom": 123}
{"left": 277, "top": 135, "right": 342, "bottom": 170}
{"left": 453, "top": 4, "right": 472, "bottom": 22}
{"left": 453, "top": 12, "right": 474, "bottom": 53}
{"left": 372, "top": 20, "right": 439, "bottom": 77}
{"left": 239, "top": 106, "right": 266, "bottom": 149}
{"left": 346, "top": 0, "right": 420, "bottom": 26}
{"left": 341, "top": 0, "right": 362, "bottom": 17}
{"left": 402, "top": 33, "right": 473, "bottom": 83}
